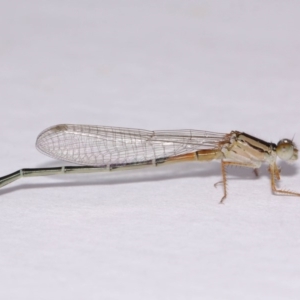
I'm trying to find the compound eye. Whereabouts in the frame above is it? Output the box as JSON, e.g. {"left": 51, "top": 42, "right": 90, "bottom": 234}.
{"left": 276, "top": 139, "right": 295, "bottom": 161}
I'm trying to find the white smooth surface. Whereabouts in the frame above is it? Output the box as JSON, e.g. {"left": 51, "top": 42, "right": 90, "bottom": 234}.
{"left": 1, "top": 1, "right": 300, "bottom": 299}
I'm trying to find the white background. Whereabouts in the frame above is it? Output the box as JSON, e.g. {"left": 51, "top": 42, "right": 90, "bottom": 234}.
{"left": 1, "top": 1, "right": 300, "bottom": 299}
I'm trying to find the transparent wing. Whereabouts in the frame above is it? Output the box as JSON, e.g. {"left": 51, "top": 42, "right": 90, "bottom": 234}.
{"left": 36, "top": 124, "right": 228, "bottom": 166}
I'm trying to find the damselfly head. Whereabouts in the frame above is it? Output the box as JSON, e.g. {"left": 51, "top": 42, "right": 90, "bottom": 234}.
{"left": 276, "top": 139, "right": 298, "bottom": 162}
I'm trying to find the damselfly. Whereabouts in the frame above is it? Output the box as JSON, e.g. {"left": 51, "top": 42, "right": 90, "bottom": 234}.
{"left": 0, "top": 124, "right": 299, "bottom": 202}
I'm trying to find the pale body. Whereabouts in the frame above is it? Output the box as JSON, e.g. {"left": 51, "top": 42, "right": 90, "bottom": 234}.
{"left": 0, "top": 124, "right": 298, "bottom": 202}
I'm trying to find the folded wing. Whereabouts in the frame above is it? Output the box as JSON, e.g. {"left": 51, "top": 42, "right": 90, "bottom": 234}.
{"left": 36, "top": 124, "right": 227, "bottom": 166}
